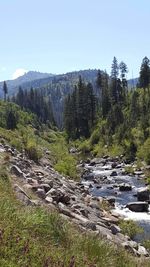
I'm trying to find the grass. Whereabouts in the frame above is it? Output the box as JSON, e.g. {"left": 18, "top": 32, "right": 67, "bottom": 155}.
{"left": 119, "top": 219, "right": 144, "bottom": 239}
{"left": 0, "top": 168, "right": 149, "bottom": 266}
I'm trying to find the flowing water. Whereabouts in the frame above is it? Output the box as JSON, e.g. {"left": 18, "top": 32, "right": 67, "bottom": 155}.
{"left": 82, "top": 161, "right": 150, "bottom": 241}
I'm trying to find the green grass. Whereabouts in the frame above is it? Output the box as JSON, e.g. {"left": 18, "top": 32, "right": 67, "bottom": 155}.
{"left": 119, "top": 219, "right": 144, "bottom": 239}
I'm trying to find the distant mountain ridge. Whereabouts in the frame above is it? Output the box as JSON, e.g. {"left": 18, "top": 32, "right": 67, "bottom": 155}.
{"left": 0, "top": 71, "right": 54, "bottom": 97}
{"left": 0, "top": 69, "right": 139, "bottom": 128}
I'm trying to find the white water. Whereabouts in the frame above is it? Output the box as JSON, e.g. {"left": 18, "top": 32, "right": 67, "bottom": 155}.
{"left": 83, "top": 161, "right": 150, "bottom": 241}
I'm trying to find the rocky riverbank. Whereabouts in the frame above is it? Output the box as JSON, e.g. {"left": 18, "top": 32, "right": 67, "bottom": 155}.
{"left": 0, "top": 143, "right": 150, "bottom": 258}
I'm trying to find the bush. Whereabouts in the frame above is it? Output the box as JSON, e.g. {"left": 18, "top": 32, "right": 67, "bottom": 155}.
{"left": 137, "top": 138, "right": 150, "bottom": 164}
{"left": 55, "top": 156, "right": 77, "bottom": 179}
{"left": 25, "top": 141, "right": 42, "bottom": 162}
{"left": 79, "top": 140, "right": 91, "bottom": 154}
{"left": 119, "top": 219, "right": 143, "bottom": 239}
{"left": 90, "top": 128, "right": 100, "bottom": 145}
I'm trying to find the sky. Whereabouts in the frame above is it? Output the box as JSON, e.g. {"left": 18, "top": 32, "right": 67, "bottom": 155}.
{"left": 0, "top": 0, "right": 149, "bottom": 81}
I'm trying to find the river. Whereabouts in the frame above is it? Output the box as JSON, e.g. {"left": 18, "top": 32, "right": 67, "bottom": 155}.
{"left": 82, "top": 159, "right": 150, "bottom": 242}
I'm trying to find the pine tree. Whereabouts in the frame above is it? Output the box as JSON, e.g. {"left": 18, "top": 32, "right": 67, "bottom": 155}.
{"left": 6, "top": 109, "right": 17, "bottom": 130}
{"left": 139, "top": 56, "right": 150, "bottom": 92}
{"left": 3, "top": 81, "right": 8, "bottom": 101}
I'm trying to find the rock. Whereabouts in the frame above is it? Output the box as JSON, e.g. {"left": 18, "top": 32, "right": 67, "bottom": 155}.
{"left": 45, "top": 196, "right": 53, "bottom": 203}
{"left": 126, "top": 202, "right": 149, "bottom": 212}
{"left": 10, "top": 165, "right": 24, "bottom": 177}
{"left": 83, "top": 222, "right": 97, "bottom": 231}
{"left": 122, "top": 241, "right": 138, "bottom": 256}
{"left": 106, "top": 196, "right": 116, "bottom": 205}
{"left": 80, "top": 209, "right": 89, "bottom": 218}
{"left": 46, "top": 188, "right": 70, "bottom": 204}
{"left": 13, "top": 184, "right": 34, "bottom": 206}
{"left": 119, "top": 183, "right": 132, "bottom": 191}
{"left": 40, "top": 184, "right": 51, "bottom": 193}
{"left": 37, "top": 188, "right": 46, "bottom": 199}
{"left": 110, "top": 171, "right": 117, "bottom": 176}
{"left": 83, "top": 173, "right": 94, "bottom": 181}
{"left": 42, "top": 179, "right": 53, "bottom": 188}
{"left": 111, "top": 162, "right": 117, "bottom": 169}
{"left": 137, "top": 187, "right": 150, "bottom": 201}
{"left": 110, "top": 224, "right": 121, "bottom": 235}
{"left": 138, "top": 245, "right": 149, "bottom": 257}
{"left": 69, "top": 147, "right": 78, "bottom": 153}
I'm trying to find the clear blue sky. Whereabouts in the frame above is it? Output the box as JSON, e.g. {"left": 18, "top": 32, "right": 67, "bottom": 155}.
{"left": 0, "top": 0, "right": 149, "bottom": 80}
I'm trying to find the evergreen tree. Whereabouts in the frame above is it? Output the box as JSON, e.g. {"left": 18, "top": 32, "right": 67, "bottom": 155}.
{"left": 6, "top": 109, "right": 18, "bottom": 130}
{"left": 3, "top": 81, "right": 8, "bottom": 101}
{"left": 139, "top": 56, "right": 150, "bottom": 91}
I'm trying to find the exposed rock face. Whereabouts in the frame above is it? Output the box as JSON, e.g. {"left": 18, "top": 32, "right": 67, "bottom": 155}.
{"left": 126, "top": 202, "right": 149, "bottom": 212}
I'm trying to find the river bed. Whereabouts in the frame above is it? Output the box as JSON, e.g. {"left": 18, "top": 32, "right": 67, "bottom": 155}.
{"left": 82, "top": 160, "right": 150, "bottom": 241}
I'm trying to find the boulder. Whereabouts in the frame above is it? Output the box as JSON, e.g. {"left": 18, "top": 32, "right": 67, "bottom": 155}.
{"left": 37, "top": 188, "right": 46, "bottom": 199}
{"left": 119, "top": 183, "right": 132, "bottom": 191}
{"left": 138, "top": 245, "right": 149, "bottom": 257}
{"left": 40, "top": 184, "right": 51, "bottom": 193}
{"left": 137, "top": 187, "right": 150, "bottom": 201}
{"left": 110, "top": 171, "right": 117, "bottom": 177}
{"left": 106, "top": 196, "right": 116, "bottom": 205}
{"left": 10, "top": 165, "right": 24, "bottom": 177}
{"left": 45, "top": 196, "right": 53, "bottom": 203}
{"left": 111, "top": 162, "right": 117, "bottom": 169}
{"left": 82, "top": 222, "right": 97, "bottom": 231}
{"left": 82, "top": 173, "right": 94, "bottom": 181}
{"left": 110, "top": 224, "right": 121, "bottom": 235}
{"left": 126, "top": 202, "right": 149, "bottom": 212}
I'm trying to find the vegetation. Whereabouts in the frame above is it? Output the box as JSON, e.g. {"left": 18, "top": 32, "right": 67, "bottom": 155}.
{"left": 64, "top": 57, "right": 150, "bottom": 164}
{"left": 64, "top": 76, "right": 96, "bottom": 139}
{"left": 12, "top": 86, "right": 55, "bottom": 126}
{"left": 119, "top": 219, "right": 144, "bottom": 239}
{"left": 0, "top": 167, "right": 148, "bottom": 267}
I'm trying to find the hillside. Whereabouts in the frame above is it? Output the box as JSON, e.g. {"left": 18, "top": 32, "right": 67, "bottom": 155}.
{"left": 5, "top": 69, "right": 98, "bottom": 127}
{"left": 0, "top": 100, "right": 149, "bottom": 266}
{"left": 0, "top": 71, "right": 53, "bottom": 97}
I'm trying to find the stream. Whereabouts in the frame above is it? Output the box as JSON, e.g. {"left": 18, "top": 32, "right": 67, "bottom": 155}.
{"left": 82, "top": 159, "right": 150, "bottom": 242}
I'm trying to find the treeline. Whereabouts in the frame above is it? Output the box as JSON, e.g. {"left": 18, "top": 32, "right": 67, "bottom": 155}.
{"left": 64, "top": 56, "right": 150, "bottom": 162}
{"left": 64, "top": 77, "right": 97, "bottom": 139}
{"left": 12, "top": 87, "right": 55, "bottom": 126}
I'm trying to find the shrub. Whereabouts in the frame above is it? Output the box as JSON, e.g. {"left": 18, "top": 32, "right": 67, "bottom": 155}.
{"left": 119, "top": 219, "right": 143, "bottom": 239}
{"left": 137, "top": 138, "right": 150, "bottom": 164}
{"left": 55, "top": 156, "right": 77, "bottom": 179}
{"left": 79, "top": 140, "right": 91, "bottom": 154}
{"left": 25, "top": 141, "right": 42, "bottom": 162}
{"left": 90, "top": 128, "right": 100, "bottom": 145}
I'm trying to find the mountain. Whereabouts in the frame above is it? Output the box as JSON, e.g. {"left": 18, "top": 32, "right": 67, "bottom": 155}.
{"left": 0, "top": 70, "right": 139, "bottom": 128}
{"left": 128, "top": 78, "right": 139, "bottom": 88}
{"left": 0, "top": 69, "right": 99, "bottom": 127}
{"left": 0, "top": 71, "right": 54, "bottom": 97}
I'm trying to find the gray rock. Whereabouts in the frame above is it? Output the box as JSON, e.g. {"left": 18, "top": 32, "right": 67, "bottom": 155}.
{"left": 138, "top": 245, "right": 149, "bottom": 257}
{"left": 10, "top": 165, "right": 24, "bottom": 177}
{"left": 106, "top": 196, "right": 116, "bottom": 205}
{"left": 137, "top": 187, "right": 150, "bottom": 201}
{"left": 110, "top": 171, "right": 117, "bottom": 176}
{"left": 110, "top": 224, "right": 121, "bottom": 235}
{"left": 83, "top": 222, "right": 96, "bottom": 231}
{"left": 13, "top": 184, "right": 33, "bottom": 206}
{"left": 40, "top": 184, "right": 51, "bottom": 193}
{"left": 45, "top": 196, "right": 53, "bottom": 203}
{"left": 37, "top": 188, "right": 46, "bottom": 199}
{"left": 119, "top": 183, "right": 132, "bottom": 191}
{"left": 126, "top": 202, "right": 149, "bottom": 212}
